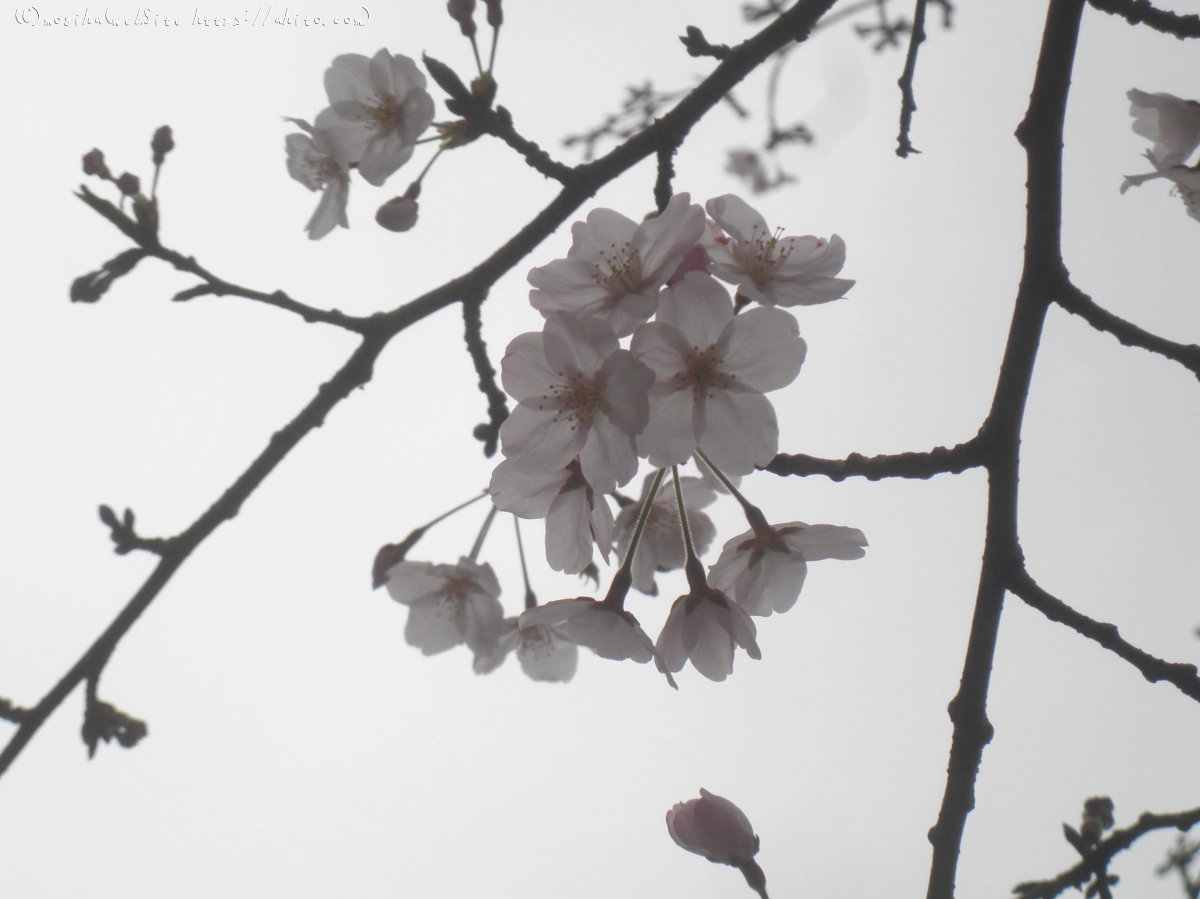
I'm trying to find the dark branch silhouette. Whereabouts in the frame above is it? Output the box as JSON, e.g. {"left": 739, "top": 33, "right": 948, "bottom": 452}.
{"left": 1088, "top": 0, "right": 1200, "bottom": 38}
{"left": 896, "top": 0, "right": 929, "bottom": 157}
{"left": 765, "top": 437, "right": 984, "bottom": 481}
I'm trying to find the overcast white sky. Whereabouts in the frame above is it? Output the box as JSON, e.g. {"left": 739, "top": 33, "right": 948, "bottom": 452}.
{"left": 1, "top": 1, "right": 1199, "bottom": 897}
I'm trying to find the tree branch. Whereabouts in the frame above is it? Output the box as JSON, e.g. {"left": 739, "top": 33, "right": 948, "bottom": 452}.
{"left": 462, "top": 295, "right": 509, "bottom": 458}
{"left": 896, "top": 0, "right": 929, "bottom": 157}
{"left": 480, "top": 105, "right": 576, "bottom": 183}
{"left": 1, "top": 0, "right": 843, "bottom": 780}
{"left": 1087, "top": 0, "right": 1200, "bottom": 37}
{"left": 1054, "top": 280, "right": 1200, "bottom": 380}
{"left": 1008, "top": 567, "right": 1200, "bottom": 703}
{"left": 765, "top": 436, "right": 984, "bottom": 481}
{"left": 1014, "top": 806, "right": 1200, "bottom": 899}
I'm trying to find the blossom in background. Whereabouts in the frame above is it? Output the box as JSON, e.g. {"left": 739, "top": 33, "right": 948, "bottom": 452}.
{"left": 705, "top": 194, "right": 854, "bottom": 308}
{"left": 1164, "top": 165, "right": 1200, "bottom": 223}
{"left": 1128, "top": 89, "right": 1200, "bottom": 168}
{"left": 708, "top": 522, "right": 868, "bottom": 617}
{"left": 631, "top": 272, "right": 806, "bottom": 476}
{"left": 613, "top": 473, "right": 717, "bottom": 595}
{"left": 519, "top": 597, "right": 676, "bottom": 687}
{"left": 489, "top": 458, "right": 614, "bottom": 575}
{"left": 472, "top": 617, "right": 579, "bottom": 683}
{"left": 284, "top": 126, "right": 350, "bottom": 240}
{"left": 655, "top": 585, "right": 761, "bottom": 682}
{"left": 314, "top": 48, "right": 435, "bottom": 186}
{"left": 527, "top": 193, "right": 706, "bottom": 337}
{"left": 385, "top": 557, "right": 504, "bottom": 657}
{"left": 667, "top": 789, "right": 768, "bottom": 899}
{"left": 499, "top": 312, "right": 654, "bottom": 494}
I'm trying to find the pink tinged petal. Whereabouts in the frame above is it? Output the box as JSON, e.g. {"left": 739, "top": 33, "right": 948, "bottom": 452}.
{"left": 405, "top": 596, "right": 468, "bottom": 655}
{"left": 385, "top": 561, "right": 447, "bottom": 605}
{"left": 785, "top": 523, "right": 869, "bottom": 560}
{"left": 655, "top": 597, "right": 692, "bottom": 674}
{"left": 666, "top": 243, "right": 712, "bottom": 287}
{"left": 634, "top": 193, "right": 707, "bottom": 283}
{"left": 368, "top": 47, "right": 399, "bottom": 97}
{"left": 358, "top": 129, "right": 414, "bottom": 186}
{"left": 739, "top": 551, "right": 807, "bottom": 616}
{"left": 489, "top": 459, "right": 564, "bottom": 518}
{"left": 400, "top": 89, "right": 437, "bottom": 144}
{"left": 656, "top": 272, "right": 734, "bottom": 346}
{"left": 596, "top": 350, "right": 655, "bottom": 435}
{"left": 285, "top": 134, "right": 323, "bottom": 190}
{"left": 667, "top": 802, "right": 708, "bottom": 856}
{"left": 500, "top": 332, "right": 555, "bottom": 400}
{"left": 697, "top": 390, "right": 778, "bottom": 476}
{"left": 638, "top": 388, "right": 699, "bottom": 469}
{"left": 692, "top": 790, "right": 760, "bottom": 863}
{"left": 720, "top": 306, "right": 806, "bottom": 392}
{"left": 579, "top": 414, "right": 638, "bottom": 495}
{"left": 517, "top": 624, "right": 578, "bottom": 682}
{"left": 473, "top": 618, "right": 519, "bottom": 674}
{"left": 313, "top": 105, "right": 374, "bottom": 163}
{"left": 630, "top": 321, "right": 692, "bottom": 381}
{"left": 566, "top": 207, "right": 639, "bottom": 260}
{"left": 324, "top": 53, "right": 374, "bottom": 103}
{"left": 606, "top": 287, "right": 660, "bottom": 338}
{"left": 462, "top": 593, "right": 506, "bottom": 657}
{"left": 684, "top": 601, "right": 736, "bottom": 682}
{"left": 499, "top": 402, "right": 587, "bottom": 472}
{"left": 763, "top": 276, "right": 856, "bottom": 308}
{"left": 544, "top": 313, "right": 618, "bottom": 378}
{"left": 686, "top": 507, "right": 718, "bottom": 558}
{"left": 527, "top": 258, "right": 614, "bottom": 306}
{"left": 590, "top": 493, "right": 614, "bottom": 564}
{"left": 705, "top": 194, "right": 770, "bottom": 246}
{"left": 305, "top": 175, "right": 349, "bottom": 240}
{"left": 776, "top": 233, "right": 848, "bottom": 279}
{"left": 519, "top": 597, "right": 594, "bottom": 629}
{"left": 545, "top": 485, "right": 595, "bottom": 574}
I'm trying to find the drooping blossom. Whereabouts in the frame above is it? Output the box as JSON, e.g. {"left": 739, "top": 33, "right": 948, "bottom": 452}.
{"left": 1128, "top": 89, "right": 1200, "bottom": 168}
{"left": 613, "top": 472, "right": 717, "bottom": 595}
{"left": 655, "top": 583, "right": 761, "bottom": 682}
{"left": 489, "top": 458, "right": 614, "bottom": 575}
{"left": 385, "top": 557, "right": 503, "bottom": 657}
{"left": 285, "top": 127, "right": 351, "bottom": 240}
{"left": 499, "top": 312, "right": 654, "bottom": 494}
{"left": 527, "top": 193, "right": 706, "bottom": 337}
{"left": 1164, "top": 165, "right": 1200, "bottom": 223}
{"left": 519, "top": 597, "right": 676, "bottom": 688}
{"left": 667, "top": 789, "right": 768, "bottom": 899}
{"left": 631, "top": 272, "right": 806, "bottom": 476}
{"left": 314, "top": 49, "right": 435, "bottom": 186}
{"left": 708, "top": 522, "right": 868, "bottom": 617}
{"left": 472, "top": 617, "right": 579, "bottom": 682}
{"left": 705, "top": 194, "right": 854, "bottom": 307}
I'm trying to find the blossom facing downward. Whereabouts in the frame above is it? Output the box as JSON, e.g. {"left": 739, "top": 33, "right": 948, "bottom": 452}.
{"left": 472, "top": 617, "right": 579, "bottom": 683}
{"left": 527, "top": 193, "right": 706, "bottom": 337}
{"left": 314, "top": 48, "right": 435, "bottom": 186}
{"left": 667, "top": 789, "right": 768, "bottom": 899}
{"left": 612, "top": 472, "right": 717, "bottom": 595}
{"left": 385, "top": 557, "right": 504, "bottom": 657}
{"left": 285, "top": 128, "right": 351, "bottom": 240}
{"left": 708, "top": 522, "right": 868, "bottom": 617}
{"left": 519, "top": 597, "right": 676, "bottom": 688}
{"left": 705, "top": 194, "right": 854, "bottom": 308}
{"left": 632, "top": 272, "right": 806, "bottom": 476}
{"left": 499, "top": 312, "right": 654, "bottom": 494}
{"left": 655, "top": 585, "right": 761, "bottom": 682}
{"left": 1128, "top": 89, "right": 1200, "bottom": 168}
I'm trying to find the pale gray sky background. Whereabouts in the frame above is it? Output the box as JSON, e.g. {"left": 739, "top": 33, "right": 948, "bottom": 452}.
{"left": 1, "top": 1, "right": 1198, "bottom": 897}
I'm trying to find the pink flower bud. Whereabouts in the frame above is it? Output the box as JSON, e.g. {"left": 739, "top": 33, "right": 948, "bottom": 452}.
{"left": 483, "top": 0, "right": 502, "bottom": 26}
{"left": 82, "top": 149, "right": 111, "bottom": 179}
{"left": 447, "top": 0, "right": 476, "bottom": 36}
{"left": 376, "top": 196, "right": 419, "bottom": 232}
{"left": 667, "top": 790, "right": 768, "bottom": 898}
{"left": 151, "top": 126, "right": 174, "bottom": 165}
{"left": 115, "top": 172, "right": 140, "bottom": 196}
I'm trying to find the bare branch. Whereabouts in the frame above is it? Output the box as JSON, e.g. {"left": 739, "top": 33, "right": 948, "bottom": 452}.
{"left": 98, "top": 505, "right": 172, "bottom": 556}
{"left": 462, "top": 296, "right": 509, "bottom": 458}
{"left": 479, "top": 105, "right": 575, "bottom": 183}
{"left": 1054, "top": 280, "right": 1200, "bottom": 380}
{"left": 680, "top": 25, "right": 732, "bottom": 60}
{"left": 0, "top": 698, "right": 26, "bottom": 724}
{"left": 655, "top": 144, "right": 678, "bottom": 212}
{"left": 1087, "top": 0, "right": 1200, "bottom": 37}
{"left": 1008, "top": 567, "right": 1200, "bottom": 703}
{"left": 896, "top": 0, "right": 929, "bottom": 157}
{"left": 764, "top": 436, "right": 984, "bottom": 481}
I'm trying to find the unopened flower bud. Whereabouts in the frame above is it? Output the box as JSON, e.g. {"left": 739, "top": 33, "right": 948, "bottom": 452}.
{"left": 667, "top": 789, "right": 767, "bottom": 898}
{"left": 483, "top": 0, "right": 502, "bottom": 26}
{"left": 447, "top": 0, "right": 476, "bottom": 36}
{"left": 82, "top": 149, "right": 111, "bottom": 179}
{"left": 403, "top": 180, "right": 421, "bottom": 201}
{"left": 151, "top": 126, "right": 174, "bottom": 165}
{"left": 376, "top": 196, "right": 419, "bottom": 232}
{"left": 115, "top": 172, "right": 140, "bottom": 196}
{"left": 471, "top": 72, "right": 496, "bottom": 107}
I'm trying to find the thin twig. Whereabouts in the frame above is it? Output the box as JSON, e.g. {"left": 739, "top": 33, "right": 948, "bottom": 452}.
{"left": 480, "top": 106, "right": 575, "bottom": 183}
{"left": 764, "top": 436, "right": 985, "bottom": 481}
{"left": 462, "top": 295, "right": 509, "bottom": 457}
{"left": 655, "top": 144, "right": 678, "bottom": 212}
{"left": 1008, "top": 567, "right": 1200, "bottom": 703}
{"left": 896, "top": 0, "right": 929, "bottom": 157}
{"left": 1087, "top": 0, "right": 1200, "bottom": 37}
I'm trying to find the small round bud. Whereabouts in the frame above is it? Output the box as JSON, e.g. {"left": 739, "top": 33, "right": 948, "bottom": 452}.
{"left": 82, "top": 149, "right": 111, "bottom": 179}
{"left": 447, "top": 0, "right": 476, "bottom": 36}
{"left": 376, "top": 196, "right": 419, "bottom": 232}
{"left": 403, "top": 180, "right": 422, "bottom": 201}
{"left": 483, "top": 0, "right": 502, "bottom": 26}
{"left": 151, "top": 126, "right": 175, "bottom": 165}
{"left": 115, "top": 172, "right": 141, "bottom": 196}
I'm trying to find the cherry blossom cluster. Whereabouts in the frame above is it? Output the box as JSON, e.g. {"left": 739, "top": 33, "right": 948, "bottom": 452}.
{"left": 1121, "top": 88, "right": 1200, "bottom": 223}
{"left": 285, "top": 48, "right": 435, "bottom": 239}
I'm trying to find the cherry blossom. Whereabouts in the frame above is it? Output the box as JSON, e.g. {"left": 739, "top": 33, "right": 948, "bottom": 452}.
{"left": 1128, "top": 89, "right": 1200, "bottom": 168}
{"left": 613, "top": 472, "right": 716, "bottom": 595}
{"left": 519, "top": 598, "right": 676, "bottom": 687}
{"left": 527, "top": 193, "right": 705, "bottom": 337}
{"left": 472, "top": 617, "right": 579, "bottom": 683}
{"left": 704, "top": 194, "right": 854, "bottom": 307}
{"left": 708, "top": 522, "right": 868, "bottom": 617}
{"left": 655, "top": 584, "right": 761, "bottom": 682}
{"left": 631, "top": 272, "right": 806, "bottom": 476}
{"left": 314, "top": 49, "right": 435, "bottom": 186}
{"left": 385, "top": 557, "right": 504, "bottom": 657}
{"left": 667, "top": 789, "right": 768, "bottom": 899}
{"left": 499, "top": 312, "right": 654, "bottom": 494}
{"left": 489, "top": 458, "right": 614, "bottom": 575}
{"left": 284, "top": 128, "right": 350, "bottom": 240}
